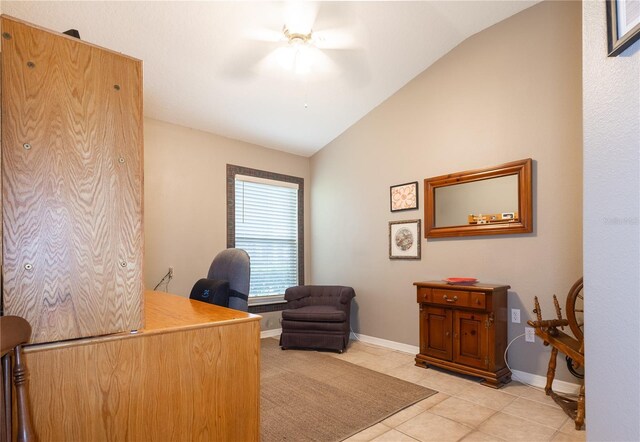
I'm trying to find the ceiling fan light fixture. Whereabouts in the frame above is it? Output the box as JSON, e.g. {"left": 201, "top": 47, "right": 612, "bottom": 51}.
{"left": 283, "top": 26, "right": 313, "bottom": 46}
{"left": 278, "top": 25, "right": 316, "bottom": 75}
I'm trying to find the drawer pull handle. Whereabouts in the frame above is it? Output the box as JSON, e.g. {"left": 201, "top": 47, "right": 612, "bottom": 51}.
{"left": 443, "top": 295, "right": 458, "bottom": 303}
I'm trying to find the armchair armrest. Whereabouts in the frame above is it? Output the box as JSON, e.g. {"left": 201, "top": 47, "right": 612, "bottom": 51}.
{"left": 284, "top": 286, "right": 311, "bottom": 302}
{"left": 339, "top": 287, "right": 356, "bottom": 304}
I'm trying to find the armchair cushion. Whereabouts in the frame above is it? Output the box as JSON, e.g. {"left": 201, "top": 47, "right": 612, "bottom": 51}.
{"left": 281, "top": 305, "right": 346, "bottom": 322}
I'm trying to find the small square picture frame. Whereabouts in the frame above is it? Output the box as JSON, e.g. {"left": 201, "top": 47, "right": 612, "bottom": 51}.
{"left": 389, "top": 219, "right": 421, "bottom": 260}
{"left": 390, "top": 181, "right": 419, "bottom": 212}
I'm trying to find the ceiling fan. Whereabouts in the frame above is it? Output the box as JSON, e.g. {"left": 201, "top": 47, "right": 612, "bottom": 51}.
{"left": 223, "top": 2, "right": 369, "bottom": 84}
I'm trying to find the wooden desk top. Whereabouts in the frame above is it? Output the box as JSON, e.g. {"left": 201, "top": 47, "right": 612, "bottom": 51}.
{"left": 25, "top": 291, "right": 261, "bottom": 353}
{"left": 143, "top": 290, "right": 260, "bottom": 332}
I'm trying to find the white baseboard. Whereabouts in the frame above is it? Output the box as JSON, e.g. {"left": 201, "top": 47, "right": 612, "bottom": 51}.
{"left": 511, "top": 369, "right": 581, "bottom": 394}
{"left": 260, "top": 328, "right": 282, "bottom": 339}
{"left": 349, "top": 332, "right": 420, "bottom": 355}
{"left": 349, "top": 332, "right": 581, "bottom": 394}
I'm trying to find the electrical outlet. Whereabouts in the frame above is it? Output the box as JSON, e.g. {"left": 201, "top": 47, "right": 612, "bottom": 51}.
{"left": 168, "top": 266, "right": 174, "bottom": 278}
{"left": 511, "top": 308, "right": 521, "bottom": 323}
{"left": 525, "top": 327, "right": 535, "bottom": 342}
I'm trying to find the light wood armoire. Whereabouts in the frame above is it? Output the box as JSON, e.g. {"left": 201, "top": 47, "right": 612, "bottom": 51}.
{"left": 1, "top": 16, "right": 144, "bottom": 344}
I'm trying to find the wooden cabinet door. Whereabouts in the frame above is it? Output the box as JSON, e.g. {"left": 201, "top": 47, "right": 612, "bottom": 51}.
{"left": 453, "top": 310, "right": 489, "bottom": 370}
{"left": 421, "top": 306, "right": 452, "bottom": 361}
{"left": 1, "top": 17, "right": 144, "bottom": 343}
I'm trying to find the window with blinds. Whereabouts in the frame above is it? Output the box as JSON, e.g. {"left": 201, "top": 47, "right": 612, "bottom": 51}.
{"left": 234, "top": 174, "right": 300, "bottom": 303}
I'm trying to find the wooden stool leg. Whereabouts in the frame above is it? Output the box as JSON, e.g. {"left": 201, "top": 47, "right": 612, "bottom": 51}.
{"left": 13, "top": 346, "right": 35, "bottom": 442}
{"left": 575, "top": 383, "right": 586, "bottom": 430}
{"left": 545, "top": 347, "right": 558, "bottom": 395}
{"left": 0, "top": 364, "right": 4, "bottom": 442}
{"left": 2, "top": 354, "right": 12, "bottom": 442}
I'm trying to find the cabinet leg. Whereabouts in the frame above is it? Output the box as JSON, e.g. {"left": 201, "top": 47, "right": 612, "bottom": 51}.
{"left": 545, "top": 347, "right": 558, "bottom": 395}
{"left": 480, "top": 378, "right": 500, "bottom": 389}
{"left": 481, "top": 374, "right": 511, "bottom": 389}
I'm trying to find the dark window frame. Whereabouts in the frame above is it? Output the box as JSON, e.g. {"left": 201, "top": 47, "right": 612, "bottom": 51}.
{"left": 226, "top": 164, "right": 305, "bottom": 297}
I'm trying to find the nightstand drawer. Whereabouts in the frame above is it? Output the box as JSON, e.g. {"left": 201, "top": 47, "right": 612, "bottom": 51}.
{"left": 432, "top": 289, "right": 471, "bottom": 307}
{"left": 417, "top": 288, "right": 431, "bottom": 303}
{"left": 418, "top": 288, "right": 486, "bottom": 309}
{"left": 470, "top": 292, "right": 486, "bottom": 309}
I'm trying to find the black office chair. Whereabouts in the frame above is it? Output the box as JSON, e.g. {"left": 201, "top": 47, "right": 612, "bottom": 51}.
{"left": 190, "top": 248, "right": 251, "bottom": 312}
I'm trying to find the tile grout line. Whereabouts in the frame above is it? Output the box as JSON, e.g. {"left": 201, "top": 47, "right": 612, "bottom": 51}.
{"left": 341, "top": 341, "right": 581, "bottom": 441}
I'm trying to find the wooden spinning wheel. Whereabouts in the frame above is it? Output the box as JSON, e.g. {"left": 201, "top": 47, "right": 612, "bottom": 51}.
{"left": 527, "top": 277, "right": 585, "bottom": 430}
{"left": 566, "top": 277, "right": 584, "bottom": 343}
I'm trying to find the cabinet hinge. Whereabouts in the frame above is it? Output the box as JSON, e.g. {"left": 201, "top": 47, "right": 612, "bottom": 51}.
{"left": 485, "top": 312, "right": 495, "bottom": 328}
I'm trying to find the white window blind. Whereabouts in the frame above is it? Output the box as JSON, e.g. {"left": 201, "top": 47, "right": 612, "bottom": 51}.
{"left": 235, "top": 176, "right": 299, "bottom": 301}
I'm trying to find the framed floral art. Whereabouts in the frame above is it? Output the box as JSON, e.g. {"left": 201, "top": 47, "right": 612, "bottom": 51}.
{"left": 390, "top": 181, "right": 419, "bottom": 212}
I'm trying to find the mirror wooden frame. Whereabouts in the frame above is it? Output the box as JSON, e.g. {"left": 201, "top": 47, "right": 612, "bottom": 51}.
{"left": 424, "top": 158, "right": 533, "bottom": 238}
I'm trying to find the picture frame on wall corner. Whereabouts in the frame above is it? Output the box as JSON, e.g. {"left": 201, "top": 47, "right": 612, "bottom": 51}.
{"left": 390, "top": 181, "right": 419, "bottom": 212}
{"left": 389, "top": 219, "right": 421, "bottom": 260}
{"left": 607, "top": 0, "right": 640, "bottom": 56}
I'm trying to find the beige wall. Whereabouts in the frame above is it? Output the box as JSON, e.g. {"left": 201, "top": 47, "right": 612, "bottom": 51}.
{"left": 583, "top": 1, "right": 640, "bottom": 438}
{"left": 310, "top": 1, "right": 582, "bottom": 381}
{"left": 144, "top": 118, "right": 310, "bottom": 329}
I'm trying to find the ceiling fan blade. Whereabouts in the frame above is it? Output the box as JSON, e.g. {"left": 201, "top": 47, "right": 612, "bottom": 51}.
{"left": 282, "top": 1, "right": 320, "bottom": 34}
{"left": 312, "top": 2, "right": 357, "bottom": 33}
{"left": 245, "top": 27, "right": 285, "bottom": 43}
{"left": 313, "top": 28, "right": 360, "bottom": 50}
{"left": 219, "top": 41, "right": 280, "bottom": 79}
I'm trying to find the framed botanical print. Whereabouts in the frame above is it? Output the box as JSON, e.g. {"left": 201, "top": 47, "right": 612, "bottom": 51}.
{"left": 390, "top": 181, "right": 419, "bottom": 212}
{"left": 389, "top": 219, "right": 421, "bottom": 260}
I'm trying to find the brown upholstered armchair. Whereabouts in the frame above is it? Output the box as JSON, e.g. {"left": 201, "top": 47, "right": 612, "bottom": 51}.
{"left": 279, "top": 285, "right": 356, "bottom": 353}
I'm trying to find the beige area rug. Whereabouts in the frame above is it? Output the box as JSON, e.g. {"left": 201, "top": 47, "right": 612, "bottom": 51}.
{"left": 261, "top": 339, "right": 437, "bottom": 442}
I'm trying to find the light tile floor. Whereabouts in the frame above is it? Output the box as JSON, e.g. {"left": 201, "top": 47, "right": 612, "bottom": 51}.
{"left": 323, "top": 340, "right": 586, "bottom": 442}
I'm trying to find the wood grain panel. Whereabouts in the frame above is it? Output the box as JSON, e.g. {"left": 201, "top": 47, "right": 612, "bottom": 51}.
{"left": 22, "top": 292, "right": 261, "bottom": 441}
{"left": 24, "top": 319, "right": 260, "bottom": 441}
{"left": 453, "top": 310, "right": 489, "bottom": 370}
{"left": 1, "top": 16, "right": 143, "bottom": 342}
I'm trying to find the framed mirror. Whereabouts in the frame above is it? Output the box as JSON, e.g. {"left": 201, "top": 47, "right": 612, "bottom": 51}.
{"left": 424, "top": 159, "right": 532, "bottom": 238}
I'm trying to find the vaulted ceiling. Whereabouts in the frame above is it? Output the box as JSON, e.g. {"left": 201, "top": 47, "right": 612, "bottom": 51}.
{"left": 1, "top": 1, "right": 538, "bottom": 156}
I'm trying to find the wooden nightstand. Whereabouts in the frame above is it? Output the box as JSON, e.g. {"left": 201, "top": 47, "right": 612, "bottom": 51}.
{"left": 414, "top": 281, "right": 512, "bottom": 388}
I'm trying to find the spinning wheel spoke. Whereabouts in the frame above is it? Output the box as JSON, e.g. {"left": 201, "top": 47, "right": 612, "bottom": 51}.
{"left": 566, "top": 277, "right": 584, "bottom": 343}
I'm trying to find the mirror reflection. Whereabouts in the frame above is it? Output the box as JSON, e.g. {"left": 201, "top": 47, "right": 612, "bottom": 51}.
{"left": 434, "top": 175, "right": 519, "bottom": 228}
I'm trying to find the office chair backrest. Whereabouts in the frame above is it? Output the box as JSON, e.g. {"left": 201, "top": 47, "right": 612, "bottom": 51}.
{"left": 207, "top": 248, "right": 250, "bottom": 311}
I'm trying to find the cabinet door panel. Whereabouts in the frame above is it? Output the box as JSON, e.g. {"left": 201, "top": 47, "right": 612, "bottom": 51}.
{"left": 421, "top": 306, "right": 452, "bottom": 360}
{"left": 453, "top": 311, "right": 489, "bottom": 369}
{"left": 1, "top": 17, "right": 143, "bottom": 343}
